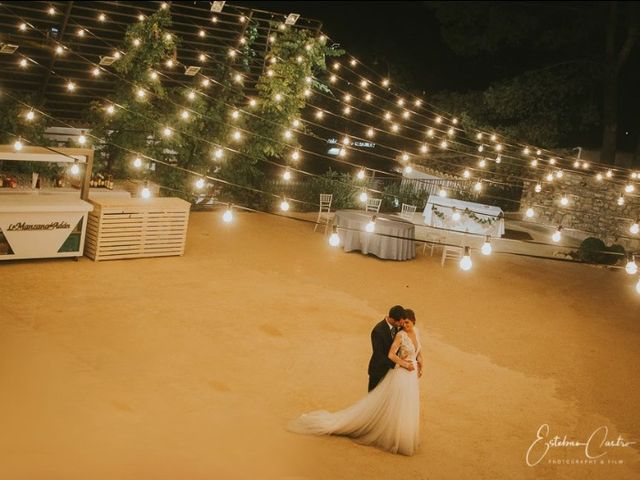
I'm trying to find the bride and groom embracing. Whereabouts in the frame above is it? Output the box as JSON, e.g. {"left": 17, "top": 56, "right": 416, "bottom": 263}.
{"left": 288, "top": 305, "right": 423, "bottom": 456}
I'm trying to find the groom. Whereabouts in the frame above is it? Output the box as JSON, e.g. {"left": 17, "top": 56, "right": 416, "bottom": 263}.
{"left": 367, "top": 305, "right": 414, "bottom": 391}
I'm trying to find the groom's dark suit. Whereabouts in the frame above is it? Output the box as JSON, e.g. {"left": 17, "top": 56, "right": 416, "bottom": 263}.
{"left": 367, "top": 319, "right": 397, "bottom": 391}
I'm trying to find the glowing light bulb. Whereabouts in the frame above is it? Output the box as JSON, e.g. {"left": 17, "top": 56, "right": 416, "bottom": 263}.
{"left": 357, "top": 169, "right": 366, "bottom": 180}
{"left": 625, "top": 184, "right": 635, "bottom": 193}
{"left": 556, "top": 170, "right": 563, "bottom": 179}
{"left": 478, "top": 144, "right": 484, "bottom": 153}
{"left": 70, "top": 162, "right": 80, "bottom": 176}
{"left": 78, "top": 133, "right": 87, "bottom": 145}
{"left": 55, "top": 45, "right": 64, "bottom": 55}
{"left": 382, "top": 78, "right": 390, "bottom": 87}
{"left": 582, "top": 162, "right": 589, "bottom": 169}
{"left": 136, "top": 88, "right": 146, "bottom": 99}
{"left": 199, "top": 54, "right": 207, "bottom": 62}
{"left": 463, "top": 169, "right": 471, "bottom": 179}
{"left": 199, "top": 29, "right": 206, "bottom": 38}
{"left": 231, "top": 110, "right": 240, "bottom": 120}
{"left": 481, "top": 239, "right": 492, "bottom": 256}
{"left": 435, "top": 116, "right": 442, "bottom": 124}
{"left": 365, "top": 93, "right": 373, "bottom": 101}
{"left": 495, "top": 155, "right": 502, "bottom": 164}
{"left": 19, "top": 22, "right": 27, "bottom": 31}
{"left": 573, "top": 160, "right": 581, "bottom": 168}
{"left": 415, "top": 99, "right": 422, "bottom": 107}
{"left": 440, "top": 140, "right": 448, "bottom": 149}
{"left": 476, "top": 133, "right": 483, "bottom": 140}
{"left": 92, "top": 66, "right": 101, "bottom": 77}
{"left": 535, "top": 184, "right": 542, "bottom": 193}
{"left": 213, "top": 148, "right": 224, "bottom": 160}
{"left": 343, "top": 106, "right": 352, "bottom": 115}
{"left": 180, "top": 110, "right": 190, "bottom": 120}
{"left": 525, "top": 208, "right": 535, "bottom": 218}
{"left": 448, "top": 127, "right": 455, "bottom": 136}
{"left": 234, "top": 73, "right": 242, "bottom": 83}
{"left": 291, "top": 150, "right": 300, "bottom": 161}
{"left": 427, "top": 128, "right": 435, "bottom": 137}
{"left": 536, "top": 149, "right": 542, "bottom": 156}
{"left": 283, "top": 169, "right": 292, "bottom": 181}
{"left": 48, "top": 6, "right": 56, "bottom": 15}
{"left": 459, "top": 247, "right": 472, "bottom": 271}
{"left": 596, "top": 173, "right": 603, "bottom": 181}
{"left": 478, "top": 159, "right": 487, "bottom": 168}
{"left": 66, "top": 81, "right": 76, "bottom": 92}
{"left": 404, "top": 165, "right": 413, "bottom": 174}
{"left": 420, "top": 144, "right": 428, "bottom": 154}
{"left": 223, "top": 207, "right": 233, "bottom": 223}
{"left": 549, "top": 158, "right": 556, "bottom": 165}
{"left": 560, "top": 195, "right": 569, "bottom": 206}
{"left": 283, "top": 130, "right": 293, "bottom": 140}
{"left": 141, "top": 185, "right": 151, "bottom": 199}
{"left": 474, "top": 181, "right": 482, "bottom": 192}
{"left": 606, "top": 169, "right": 613, "bottom": 178}
{"left": 162, "top": 126, "right": 173, "bottom": 137}
{"left": 232, "top": 130, "right": 242, "bottom": 141}
{"left": 359, "top": 191, "right": 368, "bottom": 202}
{"left": 625, "top": 258, "right": 638, "bottom": 275}
{"left": 98, "top": 13, "right": 106, "bottom": 22}
{"left": 365, "top": 218, "right": 376, "bottom": 233}
{"left": 138, "top": 14, "right": 145, "bottom": 21}
{"left": 248, "top": 98, "right": 257, "bottom": 108}
{"left": 452, "top": 211, "right": 461, "bottom": 222}
{"left": 552, "top": 227, "right": 562, "bottom": 243}
{"left": 165, "top": 59, "right": 174, "bottom": 68}
{"left": 531, "top": 159, "right": 538, "bottom": 167}
{"left": 150, "top": 70, "right": 159, "bottom": 80}
{"left": 133, "top": 157, "right": 142, "bottom": 168}
{"left": 25, "top": 110, "right": 35, "bottom": 121}
{"left": 14, "top": 138, "right": 23, "bottom": 151}
{"left": 391, "top": 123, "right": 399, "bottom": 132}
{"left": 401, "top": 152, "right": 409, "bottom": 162}
{"left": 274, "top": 93, "right": 282, "bottom": 102}
{"left": 195, "top": 178, "right": 205, "bottom": 189}
{"left": 490, "top": 134, "right": 497, "bottom": 142}
{"left": 452, "top": 118, "right": 458, "bottom": 125}
{"left": 367, "top": 128, "right": 375, "bottom": 138}
{"left": 618, "top": 195, "right": 625, "bottom": 206}
{"left": 280, "top": 199, "right": 290, "bottom": 211}
{"left": 329, "top": 230, "right": 340, "bottom": 247}
{"left": 315, "top": 110, "right": 324, "bottom": 119}
{"left": 523, "top": 147, "right": 530, "bottom": 155}
{"left": 438, "top": 189, "right": 447, "bottom": 198}
{"left": 630, "top": 222, "right": 639, "bottom": 235}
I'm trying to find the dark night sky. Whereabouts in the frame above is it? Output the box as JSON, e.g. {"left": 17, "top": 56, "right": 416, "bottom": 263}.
{"left": 240, "top": 1, "right": 640, "bottom": 151}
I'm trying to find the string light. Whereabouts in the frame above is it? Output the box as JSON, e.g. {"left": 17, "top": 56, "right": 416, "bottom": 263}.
{"left": 560, "top": 195, "right": 569, "bottom": 206}
{"left": 420, "top": 144, "right": 428, "bottom": 154}
{"left": 274, "top": 93, "right": 283, "bottom": 102}
{"left": 545, "top": 173, "right": 554, "bottom": 182}
{"left": 438, "top": 188, "right": 447, "bottom": 198}
{"left": 382, "top": 78, "right": 390, "bottom": 87}
{"left": 66, "top": 81, "right": 76, "bottom": 92}
{"left": 478, "top": 159, "right": 487, "bottom": 168}
{"left": 162, "top": 126, "right": 173, "bottom": 137}
{"left": 98, "top": 13, "right": 106, "bottom": 22}
{"left": 625, "top": 183, "right": 635, "bottom": 193}
{"left": 19, "top": 22, "right": 27, "bottom": 32}
{"left": 141, "top": 182, "right": 152, "bottom": 199}
{"left": 534, "top": 183, "right": 542, "bottom": 193}
{"left": 481, "top": 237, "right": 492, "bottom": 255}
{"left": 552, "top": 226, "right": 563, "bottom": 243}
{"left": 556, "top": 170, "right": 563, "bottom": 179}
{"left": 55, "top": 45, "right": 64, "bottom": 55}
{"left": 596, "top": 173, "right": 603, "bottom": 181}
{"left": 474, "top": 180, "right": 482, "bottom": 192}
{"left": 231, "top": 110, "right": 240, "bottom": 120}
{"left": 70, "top": 161, "right": 80, "bottom": 176}
{"left": 77, "top": 28, "right": 85, "bottom": 37}
{"left": 365, "top": 216, "right": 376, "bottom": 233}
{"left": 195, "top": 177, "right": 206, "bottom": 189}
{"left": 105, "top": 104, "right": 115, "bottom": 115}
{"left": 291, "top": 150, "right": 301, "bottom": 161}
{"left": 25, "top": 110, "right": 35, "bottom": 121}
{"left": 459, "top": 247, "right": 473, "bottom": 271}
{"left": 606, "top": 169, "right": 613, "bottom": 178}
{"left": 525, "top": 207, "right": 535, "bottom": 218}
{"left": 198, "top": 29, "right": 206, "bottom": 38}
{"left": 283, "top": 129, "right": 293, "bottom": 140}
{"left": 630, "top": 221, "right": 640, "bottom": 235}
{"left": 202, "top": 78, "right": 210, "bottom": 87}
{"left": 495, "top": 155, "right": 502, "bottom": 164}
{"left": 463, "top": 169, "right": 471, "bottom": 179}
{"left": 133, "top": 156, "right": 142, "bottom": 169}
{"left": 427, "top": 128, "right": 435, "bottom": 137}
{"left": 136, "top": 88, "right": 146, "bottom": 99}
{"left": 404, "top": 165, "right": 413, "bottom": 174}
{"left": 48, "top": 6, "right": 56, "bottom": 15}
{"left": 232, "top": 130, "right": 242, "bottom": 142}
{"left": 14, "top": 138, "right": 23, "bottom": 151}
{"left": 625, "top": 256, "right": 638, "bottom": 275}
{"left": 283, "top": 169, "right": 292, "bottom": 181}
{"left": 213, "top": 148, "right": 224, "bottom": 160}
{"left": 78, "top": 132, "right": 87, "bottom": 145}
{"left": 19, "top": 58, "right": 28, "bottom": 68}
{"left": 91, "top": 66, "right": 101, "bottom": 77}
{"left": 199, "top": 53, "right": 207, "bottom": 62}
{"left": 359, "top": 190, "right": 368, "bottom": 203}
{"left": 132, "top": 38, "right": 141, "bottom": 47}
{"left": 357, "top": 169, "right": 366, "bottom": 180}
{"left": 617, "top": 194, "right": 625, "bottom": 206}
{"left": 180, "top": 110, "right": 190, "bottom": 120}
{"left": 329, "top": 226, "right": 341, "bottom": 247}
{"left": 367, "top": 128, "right": 375, "bottom": 137}
{"left": 280, "top": 198, "right": 290, "bottom": 212}
{"left": 223, "top": 205, "right": 234, "bottom": 223}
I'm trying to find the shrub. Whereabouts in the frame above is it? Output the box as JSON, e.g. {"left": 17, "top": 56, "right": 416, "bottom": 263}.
{"left": 577, "top": 237, "right": 606, "bottom": 263}
{"left": 602, "top": 244, "right": 626, "bottom": 266}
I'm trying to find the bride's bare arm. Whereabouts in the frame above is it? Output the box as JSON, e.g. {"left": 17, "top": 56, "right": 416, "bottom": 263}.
{"left": 416, "top": 350, "right": 424, "bottom": 377}
{"left": 388, "top": 334, "right": 414, "bottom": 370}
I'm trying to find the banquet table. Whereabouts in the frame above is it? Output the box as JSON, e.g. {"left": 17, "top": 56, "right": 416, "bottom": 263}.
{"left": 333, "top": 209, "right": 415, "bottom": 260}
{"left": 422, "top": 195, "right": 505, "bottom": 237}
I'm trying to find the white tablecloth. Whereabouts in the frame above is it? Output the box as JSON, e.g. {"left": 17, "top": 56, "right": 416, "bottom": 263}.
{"left": 334, "top": 210, "right": 415, "bottom": 260}
{"left": 422, "top": 195, "right": 505, "bottom": 237}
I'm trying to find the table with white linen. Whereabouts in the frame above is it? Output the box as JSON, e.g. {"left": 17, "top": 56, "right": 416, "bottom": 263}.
{"left": 422, "top": 195, "right": 505, "bottom": 237}
{"left": 333, "top": 209, "right": 415, "bottom": 260}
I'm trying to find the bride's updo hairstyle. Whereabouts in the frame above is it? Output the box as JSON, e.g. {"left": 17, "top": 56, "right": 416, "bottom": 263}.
{"left": 405, "top": 309, "right": 416, "bottom": 324}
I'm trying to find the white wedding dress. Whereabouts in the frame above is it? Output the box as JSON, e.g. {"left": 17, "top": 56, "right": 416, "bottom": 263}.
{"left": 288, "top": 329, "right": 421, "bottom": 456}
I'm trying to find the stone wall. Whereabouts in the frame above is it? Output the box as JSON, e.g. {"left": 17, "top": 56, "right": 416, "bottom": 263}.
{"left": 519, "top": 170, "right": 640, "bottom": 249}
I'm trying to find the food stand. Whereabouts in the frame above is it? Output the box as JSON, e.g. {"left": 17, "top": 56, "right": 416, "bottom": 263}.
{"left": 0, "top": 145, "right": 94, "bottom": 261}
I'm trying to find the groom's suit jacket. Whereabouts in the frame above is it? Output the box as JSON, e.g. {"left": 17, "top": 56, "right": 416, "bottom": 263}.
{"left": 368, "top": 319, "right": 397, "bottom": 381}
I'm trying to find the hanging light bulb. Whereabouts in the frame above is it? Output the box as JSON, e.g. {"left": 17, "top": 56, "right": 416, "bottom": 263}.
{"left": 283, "top": 129, "right": 293, "bottom": 140}
{"left": 98, "top": 13, "right": 106, "bottom": 22}
{"left": 70, "top": 161, "right": 80, "bottom": 176}
{"left": 630, "top": 221, "right": 640, "bottom": 235}
{"left": 549, "top": 158, "right": 556, "bottom": 165}
{"left": 481, "top": 237, "right": 492, "bottom": 255}
{"left": 534, "top": 183, "right": 542, "bottom": 193}
{"left": 359, "top": 190, "right": 368, "bottom": 202}
{"left": 478, "top": 159, "right": 487, "bottom": 168}
{"left": 525, "top": 207, "right": 535, "bottom": 218}
{"left": 365, "top": 216, "right": 376, "bottom": 233}
{"left": 133, "top": 156, "right": 143, "bottom": 169}
{"left": 495, "top": 155, "right": 502, "bottom": 164}
{"left": 459, "top": 247, "right": 473, "bottom": 271}
{"left": 365, "top": 93, "right": 373, "bottom": 101}
{"left": 552, "top": 226, "right": 563, "bottom": 243}
{"left": 476, "top": 133, "right": 483, "bottom": 140}
{"left": 248, "top": 98, "right": 257, "bottom": 108}
{"left": 329, "top": 226, "right": 341, "bottom": 247}
{"left": 523, "top": 147, "right": 530, "bottom": 155}
{"left": 232, "top": 130, "right": 242, "bottom": 141}
{"left": 427, "top": 128, "right": 435, "bottom": 137}
{"left": 401, "top": 152, "right": 409, "bottom": 162}
{"left": 617, "top": 194, "right": 625, "bottom": 206}
{"left": 48, "top": 6, "right": 56, "bottom": 15}
{"left": 315, "top": 110, "right": 324, "bottom": 119}
{"left": 474, "top": 180, "right": 482, "bottom": 192}
{"left": 596, "top": 173, "right": 604, "bottom": 181}
{"left": 478, "top": 144, "right": 484, "bottom": 153}
{"left": 162, "top": 126, "right": 173, "bottom": 137}
{"left": 573, "top": 160, "right": 581, "bottom": 168}
{"left": 556, "top": 170, "right": 563, "bottom": 179}
{"left": 452, "top": 209, "right": 461, "bottom": 222}
{"left": 452, "top": 118, "right": 458, "bottom": 125}
{"left": 463, "top": 169, "right": 471, "bottom": 179}
{"left": 531, "top": 159, "right": 538, "bottom": 167}
{"left": 582, "top": 162, "right": 590, "bottom": 169}
{"left": 447, "top": 127, "right": 455, "bottom": 136}
{"left": 180, "top": 110, "right": 190, "bottom": 120}
{"left": 136, "top": 88, "right": 146, "bottom": 99}
{"left": 283, "top": 169, "right": 292, "bottom": 181}
{"left": 391, "top": 123, "right": 399, "bottom": 132}
{"left": 546, "top": 173, "right": 554, "bottom": 182}
{"left": 141, "top": 182, "right": 151, "bottom": 199}
{"left": 25, "top": 110, "right": 35, "bottom": 121}
{"left": 404, "top": 165, "right": 413, "bottom": 174}
{"left": 625, "top": 183, "right": 635, "bottom": 193}
{"left": 91, "top": 66, "right": 101, "bottom": 77}
{"left": 440, "top": 140, "right": 448, "bottom": 149}
{"left": 606, "top": 169, "right": 613, "bottom": 178}
{"left": 274, "top": 93, "right": 283, "bottom": 102}
{"left": 420, "top": 144, "right": 428, "bottom": 154}
{"left": 490, "top": 134, "right": 497, "bottom": 142}
{"left": 357, "top": 169, "right": 366, "bottom": 180}
{"left": 78, "top": 132, "right": 87, "bottom": 145}
{"left": 132, "top": 38, "right": 141, "bottom": 47}
{"left": 438, "top": 188, "right": 447, "bottom": 198}
{"left": 625, "top": 256, "right": 638, "bottom": 275}
{"left": 195, "top": 177, "right": 206, "bottom": 190}
{"left": 223, "top": 204, "right": 234, "bottom": 223}
{"left": 14, "top": 138, "right": 23, "bottom": 151}
{"left": 560, "top": 195, "right": 569, "bottom": 206}
{"left": 213, "top": 148, "right": 224, "bottom": 160}
{"left": 435, "top": 116, "right": 442, "bottom": 124}
{"left": 19, "top": 22, "right": 27, "bottom": 31}
{"left": 367, "top": 128, "right": 375, "bottom": 138}
{"left": 280, "top": 198, "right": 290, "bottom": 212}
{"left": 382, "top": 78, "right": 390, "bottom": 87}
{"left": 291, "top": 150, "right": 300, "bottom": 161}
{"left": 66, "top": 81, "right": 76, "bottom": 92}
{"left": 55, "top": 45, "right": 64, "bottom": 55}
{"left": 495, "top": 144, "right": 503, "bottom": 152}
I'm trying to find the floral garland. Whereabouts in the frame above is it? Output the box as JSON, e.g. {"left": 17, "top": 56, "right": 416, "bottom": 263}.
{"left": 431, "top": 205, "right": 502, "bottom": 226}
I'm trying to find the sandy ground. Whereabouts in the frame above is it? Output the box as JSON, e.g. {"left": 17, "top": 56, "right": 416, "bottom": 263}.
{"left": 1, "top": 210, "right": 639, "bottom": 480}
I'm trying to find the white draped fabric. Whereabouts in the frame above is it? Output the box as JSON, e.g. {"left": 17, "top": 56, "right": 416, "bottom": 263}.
{"left": 422, "top": 195, "right": 505, "bottom": 237}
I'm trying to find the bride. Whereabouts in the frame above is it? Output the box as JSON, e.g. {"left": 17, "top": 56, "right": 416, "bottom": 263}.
{"left": 288, "top": 309, "right": 423, "bottom": 456}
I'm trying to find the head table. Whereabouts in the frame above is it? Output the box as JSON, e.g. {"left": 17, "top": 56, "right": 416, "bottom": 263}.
{"left": 333, "top": 209, "right": 415, "bottom": 261}
{"left": 422, "top": 195, "right": 505, "bottom": 238}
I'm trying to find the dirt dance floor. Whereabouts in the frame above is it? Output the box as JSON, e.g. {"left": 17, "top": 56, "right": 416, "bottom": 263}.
{"left": 1, "top": 211, "right": 639, "bottom": 479}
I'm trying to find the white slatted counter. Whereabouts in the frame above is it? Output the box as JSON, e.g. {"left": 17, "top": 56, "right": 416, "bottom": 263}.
{"left": 84, "top": 197, "right": 191, "bottom": 261}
